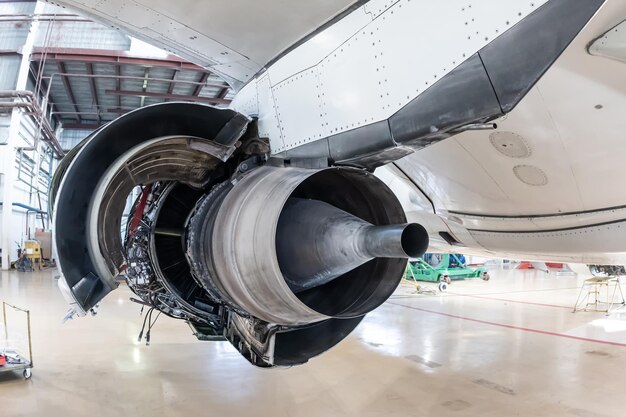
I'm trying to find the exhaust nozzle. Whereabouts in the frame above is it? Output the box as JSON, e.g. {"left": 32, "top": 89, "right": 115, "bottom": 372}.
{"left": 202, "top": 166, "right": 428, "bottom": 325}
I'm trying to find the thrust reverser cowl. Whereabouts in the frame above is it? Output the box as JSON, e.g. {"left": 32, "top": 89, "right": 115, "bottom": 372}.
{"left": 52, "top": 103, "right": 249, "bottom": 317}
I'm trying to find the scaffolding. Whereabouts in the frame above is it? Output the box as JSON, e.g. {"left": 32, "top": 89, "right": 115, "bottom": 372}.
{"left": 573, "top": 276, "right": 626, "bottom": 314}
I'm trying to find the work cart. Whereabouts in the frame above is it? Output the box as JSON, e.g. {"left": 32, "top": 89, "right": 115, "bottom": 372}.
{"left": 0, "top": 302, "right": 33, "bottom": 379}
{"left": 405, "top": 253, "right": 490, "bottom": 292}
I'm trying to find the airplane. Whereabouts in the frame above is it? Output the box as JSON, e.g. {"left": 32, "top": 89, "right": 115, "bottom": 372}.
{"left": 49, "top": 0, "right": 626, "bottom": 367}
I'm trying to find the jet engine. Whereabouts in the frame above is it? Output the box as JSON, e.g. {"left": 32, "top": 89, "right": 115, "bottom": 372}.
{"left": 51, "top": 102, "right": 428, "bottom": 367}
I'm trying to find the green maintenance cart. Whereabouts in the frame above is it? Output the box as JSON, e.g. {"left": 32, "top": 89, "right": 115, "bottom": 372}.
{"left": 405, "top": 253, "right": 490, "bottom": 292}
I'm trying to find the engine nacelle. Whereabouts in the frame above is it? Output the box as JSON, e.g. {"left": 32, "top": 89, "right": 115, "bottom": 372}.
{"left": 52, "top": 102, "right": 428, "bottom": 367}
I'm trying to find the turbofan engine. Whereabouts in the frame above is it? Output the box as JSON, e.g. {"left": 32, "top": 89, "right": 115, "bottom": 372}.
{"left": 51, "top": 103, "right": 428, "bottom": 367}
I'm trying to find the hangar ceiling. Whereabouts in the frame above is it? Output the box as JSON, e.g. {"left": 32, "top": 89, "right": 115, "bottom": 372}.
{"left": 30, "top": 47, "right": 234, "bottom": 130}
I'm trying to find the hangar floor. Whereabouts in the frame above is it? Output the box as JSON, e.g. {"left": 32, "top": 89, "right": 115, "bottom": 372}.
{"left": 0, "top": 268, "right": 625, "bottom": 417}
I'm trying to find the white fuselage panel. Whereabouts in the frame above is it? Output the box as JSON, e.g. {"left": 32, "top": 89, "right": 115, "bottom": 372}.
{"left": 231, "top": 0, "right": 547, "bottom": 153}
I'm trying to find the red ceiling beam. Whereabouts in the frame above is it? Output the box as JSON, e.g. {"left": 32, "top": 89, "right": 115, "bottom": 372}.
{"left": 53, "top": 109, "right": 128, "bottom": 116}
{"left": 48, "top": 72, "right": 225, "bottom": 89}
{"left": 106, "top": 107, "right": 134, "bottom": 114}
{"left": 31, "top": 47, "right": 206, "bottom": 71}
{"left": 216, "top": 83, "right": 230, "bottom": 99}
{"left": 115, "top": 64, "right": 121, "bottom": 108}
{"left": 104, "top": 89, "right": 231, "bottom": 104}
{"left": 0, "top": 18, "right": 90, "bottom": 23}
{"left": 57, "top": 61, "right": 81, "bottom": 122}
{"left": 61, "top": 123, "right": 105, "bottom": 130}
{"left": 167, "top": 69, "right": 179, "bottom": 95}
{"left": 107, "top": 107, "right": 137, "bottom": 114}
{"left": 192, "top": 72, "right": 210, "bottom": 96}
{"left": 32, "top": 61, "right": 52, "bottom": 114}
{"left": 85, "top": 63, "right": 100, "bottom": 123}
{"left": 0, "top": 13, "right": 81, "bottom": 18}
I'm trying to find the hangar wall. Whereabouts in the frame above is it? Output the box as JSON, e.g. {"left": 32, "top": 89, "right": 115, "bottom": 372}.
{"left": 0, "top": 0, "right": 130, "bottom": 268}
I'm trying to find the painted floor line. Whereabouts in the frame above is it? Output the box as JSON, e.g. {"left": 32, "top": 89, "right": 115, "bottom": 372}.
{"left": 446, "top": 292, "right": 572, "bottom": 309}
{"left": 388, "top": 302, "right": 626, "bottom": 348}
{"left": 456, "top": 287, "right": 581, "bottom": 296}
{"left": 398, "top": 285, "right": 581, "bottom": 298}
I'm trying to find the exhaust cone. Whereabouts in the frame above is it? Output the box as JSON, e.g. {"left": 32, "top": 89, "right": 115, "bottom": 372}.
{"left": 276, "top": 198, "right": 428, "bottom": 293}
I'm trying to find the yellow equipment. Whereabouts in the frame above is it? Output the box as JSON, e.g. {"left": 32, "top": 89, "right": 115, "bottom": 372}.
{"left": 23, "top": 240, "right": 42, "bottom": 270}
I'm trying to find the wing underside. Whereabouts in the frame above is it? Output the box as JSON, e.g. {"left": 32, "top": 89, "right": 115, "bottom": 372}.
{"left": 55, "top": 0, "right": 361, "bottom": 87}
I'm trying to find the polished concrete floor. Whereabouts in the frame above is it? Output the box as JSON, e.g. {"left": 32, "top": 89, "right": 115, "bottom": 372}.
{"left": 1, "top": 267, "right": 625, "bottom": 417}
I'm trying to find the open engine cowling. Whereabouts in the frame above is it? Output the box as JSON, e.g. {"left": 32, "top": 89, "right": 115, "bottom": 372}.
{"left": 52, "top": 102, "right": 428, "bottom": 367}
